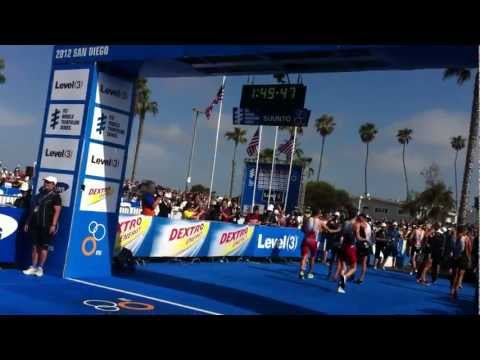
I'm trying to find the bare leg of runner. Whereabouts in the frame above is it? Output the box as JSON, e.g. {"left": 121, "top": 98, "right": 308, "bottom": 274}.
{"left": 420, "top": 258, "right": 432, "bottom": 284}
{"left": 357, "top": 256, "right": 368, "bottom": 283}
{"left": 31, "top": 245, "right": 39, "bottom": 267}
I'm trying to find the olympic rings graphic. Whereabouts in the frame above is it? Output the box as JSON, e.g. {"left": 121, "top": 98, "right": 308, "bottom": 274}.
{"left": 117, "top": 301, "right": 155, "bottom": 311}
{"left": 83, "top": 299, "right": 155, "bottom": 312}
{"left": 81, "top": 236, "right": 97, "bottom": 256}
{"left": 88, "top": 221, "right": 106, "bottom": 241}
{"left": 83, "top": 299, "right": 120, "bottom": 312}
{"left": 81, "top": 221, "right": 106, "bottom": 256}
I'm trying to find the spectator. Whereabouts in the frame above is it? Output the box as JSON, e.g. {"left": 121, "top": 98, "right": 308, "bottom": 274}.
{"left": 262, "top": 204, "right": 277, "bottom": 225}
{"left": 220, "top": 199, "right": 234, "bottom": 222}
{"left": 14, "top": 182, "right": 32, "bottom": 208}
{"left": 206, "top": 200, "right": 221, "bottom": 221}
{"left": 246, "top": 206, "right": 261, "bottom": 225}
{"left": 157, "top": 192, "right": 172, "bottom": 218}
{"left": 140, "top": 181, "right": 162, "bottom": 216}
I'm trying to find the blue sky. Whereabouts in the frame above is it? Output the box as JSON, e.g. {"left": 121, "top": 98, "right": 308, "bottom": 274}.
{"left": 0, "top": 45, "right": 477, "bottom": 204}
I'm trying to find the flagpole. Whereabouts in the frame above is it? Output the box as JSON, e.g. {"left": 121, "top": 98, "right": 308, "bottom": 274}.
{"left": 208, "top": 76, "right": 226, "bottom": 208}
{"left": 283, "top": 127, "right": 297, "bottom": 213}
{"left": 267, "top": 126, "right": 279, "bottom": 208}
{"left": 252, "top": 125, "right": 263, "bottom": 210}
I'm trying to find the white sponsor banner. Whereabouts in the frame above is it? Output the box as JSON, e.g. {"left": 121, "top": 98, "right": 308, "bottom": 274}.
{"left": 85, "top": 142, "right": 124, "bottom": 180}
{"left": 0, "top": 214, "right": 18, "bottom": 241}
{"left": 35, "top": 172, "right": 74, "bottom": 207}
{"left": 45, "top": 104, "right": 84, "bottom": 136}
{"left": 90, "top": 107, "right": 128, "bottom": 146}
{"left": 40, "top": 137, "right": 79, "bottom": 171}
{"left": 207, "top": 224, "right": 255, "bottom": 257}
{"left": 95, "top": 73, "right": 133, "bottom": 113}
{"left": 80, "top": 178, "right": 120, "bottom": 213}
{"left": 150, "top": 220, "right": 210, "bottom": 257}
{"left": 50, "top": 69, "right": 89, "bottom": 101}
{"left": 116, "top": 215, "right": 154, "bottom": 255}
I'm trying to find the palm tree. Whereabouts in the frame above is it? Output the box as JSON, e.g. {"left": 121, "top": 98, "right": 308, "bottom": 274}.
{"left": 314, "top": 114, "right": 336, "bottom": 181}
{"left": 359, "top": 123, "right": 378, "bottom": 196}
{"left": 397, "top": 128, "right": 413, "bottom": 200}
{"left": 450, "top": 136, "right": 466, "bottom": 214}
{"left": 225, "top": 127, "right": 247, "bottom": 198}
{"left": 131, "top": 77, "right": 159, "bottom": 182}
{"left": 443, "top": 68, "right": 479, "bottom": 225}
{"left": 0, "top": 58, "right": 5, "bottom": 84}
{"left": 292, "top": 147, "right": 314, "bottom": 178}
{"left": 259, "top": 148, "right": 275, "bottom": 163}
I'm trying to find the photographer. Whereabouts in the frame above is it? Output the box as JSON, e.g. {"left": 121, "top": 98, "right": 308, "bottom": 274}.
{"left": 157, "top": 191, "right": 172, "bottom": 218}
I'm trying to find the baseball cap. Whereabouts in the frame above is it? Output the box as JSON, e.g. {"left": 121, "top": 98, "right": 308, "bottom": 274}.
{"left": 43, "top": 176, "right": 57, "bottom": 184}
{"left": 381, "top": 222, "right": 387, "bottom": 227}
{"left": 267, "top": 204, "right": 274, "bottom": 211}
{"left": 334, "top": 211, "right": 341, "bottom": 217}
{"left": 20, "top": 182, "right": 29, "bottom": 191}
{"left": 393, "top": 222, "right": 398, "bottom": 226}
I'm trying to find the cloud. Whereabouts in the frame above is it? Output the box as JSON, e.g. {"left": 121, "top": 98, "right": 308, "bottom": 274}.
{"left": 144, "top": 124, "right": 189, "bottom": 145}
{"left": 370, "top": 146, "right": 438, "bottom": 176}
{"left": 382, "top": 109, "right": 469, "bottom": 147}
{"left": 137, "top": 141, "right": 169, "bottom": 160}
{"left": 0, "top": 105, "right": 36, "bottom": 127}
{"left": 368, "top": 109, "right": 470, "bottom": 174}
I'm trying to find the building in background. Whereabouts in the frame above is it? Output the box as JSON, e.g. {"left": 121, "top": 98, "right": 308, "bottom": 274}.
{"left": 351, "top": 196, "right": 412, "bottom": 222}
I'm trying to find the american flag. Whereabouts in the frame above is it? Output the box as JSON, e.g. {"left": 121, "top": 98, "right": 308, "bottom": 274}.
{"left": 278, "top": 136, "right": 295, "bottom": 158}
{"left": 205, "top": 85, "right": 225, "bottom": 120}
{"left": 246, "top": 127, "right": 260, "bottom": 156}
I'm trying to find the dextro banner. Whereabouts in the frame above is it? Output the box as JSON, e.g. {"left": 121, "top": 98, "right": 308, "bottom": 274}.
{"left": 80, "top": 178, "right": 119, "bottom": 213}
{"left": 117, "top": 216, "right": 210, "bottom": 257}
{"left": 206, "top": 223, "right": 255, "bottom": 257}
{"left": 116, "top": 215, "right": 304, "bottom": 259}
{"left": 150, "top": 219, "right": 210, "bottom": 257}
{"left": 116, "top": 215, "right": 153, "bottom": 255}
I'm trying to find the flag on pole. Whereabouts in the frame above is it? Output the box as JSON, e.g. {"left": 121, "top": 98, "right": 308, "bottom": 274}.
{"left": 246, "top": 127, "right": 260, "bottom": 156}
{"left": 205, "top": 85, "right": 225, "bottom": 120}
{"left": 278, "top": 135, "right": 294, "bottom": 158}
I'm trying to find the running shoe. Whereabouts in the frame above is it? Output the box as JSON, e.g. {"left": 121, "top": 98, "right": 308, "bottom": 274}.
{"left": 23, "top": 266, "right": 37, "bottom": 276}
{"left": 35, "top": 267, "right": 44, "bottom": 277}
{"left": 307, "top": 273, "right": 315, "bottom": 279}
{"left": 299, "top": 270, "right": 305, "bottom": 279}
{"left": 337, "top": 287, "right": 346, "bottom": 294}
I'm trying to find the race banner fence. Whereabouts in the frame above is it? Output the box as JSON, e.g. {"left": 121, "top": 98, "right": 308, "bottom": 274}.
{"left": 116, "top": 215, "right": 304, "bottom": 259}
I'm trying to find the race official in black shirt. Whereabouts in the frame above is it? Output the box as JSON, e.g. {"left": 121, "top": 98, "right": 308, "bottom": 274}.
{"left": 23, "top": 176, "right": 62, "bottom": 277}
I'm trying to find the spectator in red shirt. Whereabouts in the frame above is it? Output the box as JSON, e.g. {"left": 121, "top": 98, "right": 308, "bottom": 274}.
{"left": 246, "top": 206, "right": 261, "bottom": 225}
{"left": 220, "top": 199, "right": 234, "bottom": 222}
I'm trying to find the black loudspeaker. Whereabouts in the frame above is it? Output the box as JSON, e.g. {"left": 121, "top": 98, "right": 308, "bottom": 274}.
{"left": 25, "top": 166, "right": 34, "bottom": 178}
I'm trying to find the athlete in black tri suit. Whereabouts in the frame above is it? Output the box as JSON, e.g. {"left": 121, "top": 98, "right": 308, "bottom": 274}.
{"left": 354, "top": 217, "right": 372, "bottom": 284}
{"left": 450, "top": 226, "right": 472, "bottom": 300}
{"left": 324, "top": 212, "right": 343, "bottom": 279}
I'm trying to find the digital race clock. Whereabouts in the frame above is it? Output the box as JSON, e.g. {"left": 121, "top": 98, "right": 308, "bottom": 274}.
{"left": 240, "top": 84, "right": 306, "bottom": 110}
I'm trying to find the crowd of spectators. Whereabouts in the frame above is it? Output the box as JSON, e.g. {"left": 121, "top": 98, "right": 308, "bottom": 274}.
{"left": 0, "top": 164, "right": 30, "bottom": 191}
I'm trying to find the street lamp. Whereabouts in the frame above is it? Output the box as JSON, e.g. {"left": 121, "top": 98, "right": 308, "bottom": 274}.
{"left": 358, "top": 193, "right": 371, "bottom": 214}
{"left": 185, "top": 108, "right": 204, "bottom": 192}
